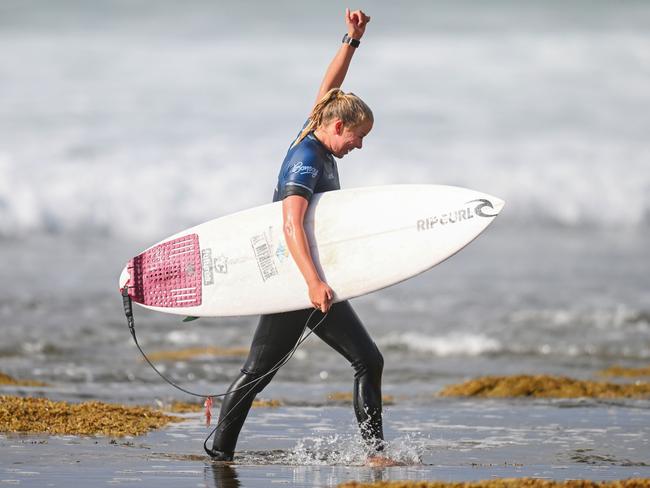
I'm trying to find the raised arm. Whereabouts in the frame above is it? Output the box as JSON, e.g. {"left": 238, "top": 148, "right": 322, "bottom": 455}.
{"left": 314, "top": 8, "right": 371, "bottom": 105}
{"left": 282, "top": 195, "right": 333, "bottom": 313}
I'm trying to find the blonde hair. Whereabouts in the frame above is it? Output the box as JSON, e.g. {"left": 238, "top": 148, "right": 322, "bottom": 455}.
{"left": 292, "top": 88, "right": 373, "bottom": 148}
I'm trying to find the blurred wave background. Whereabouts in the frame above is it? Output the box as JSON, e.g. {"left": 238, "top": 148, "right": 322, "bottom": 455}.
{"left": 1, "top": 0, "right": 649, "bottom": 399}
{"left": 2, "top": 0, "right": 649, "bottom": 238}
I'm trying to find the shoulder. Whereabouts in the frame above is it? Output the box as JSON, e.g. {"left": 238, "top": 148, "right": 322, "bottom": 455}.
{"left": 285, "top": 136, "right": 327, "bottom": 174}
{"left": 275, "top": 135, "right": 328, "bottom": 202}
{"left": 298, "top": 134, "right": 327, "bottom": 158}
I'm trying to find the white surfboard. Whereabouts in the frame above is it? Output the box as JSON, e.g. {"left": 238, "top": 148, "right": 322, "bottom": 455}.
{"left": 118, "top": 185, "right": 504, "bottom": 317}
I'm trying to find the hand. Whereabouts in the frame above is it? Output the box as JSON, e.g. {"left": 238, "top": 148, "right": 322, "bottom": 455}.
{"left": 345, "top": 8, "right": 370, "bottom": 40}
{"left": 308, "top": 279, "right": 334, "bottom": 313}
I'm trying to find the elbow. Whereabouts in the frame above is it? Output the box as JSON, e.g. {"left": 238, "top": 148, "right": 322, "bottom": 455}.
{"left": 283, "top": 218, "right": 296, "bottom": 240}
{"left": 282, "top": 195, "right": 308, "bottom": 241}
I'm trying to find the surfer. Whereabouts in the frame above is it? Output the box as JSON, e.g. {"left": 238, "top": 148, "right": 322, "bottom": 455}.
{"left": 208, "top": 8, "right": 393, "bottom": 466}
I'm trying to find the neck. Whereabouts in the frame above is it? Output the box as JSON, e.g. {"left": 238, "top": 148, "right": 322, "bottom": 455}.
{"left": 313, "top": 128, "right": 333, "bottom": 154}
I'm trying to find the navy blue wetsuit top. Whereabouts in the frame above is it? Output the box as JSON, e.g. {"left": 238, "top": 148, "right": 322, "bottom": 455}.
{"left": 273, "top": 123, "right": 340, "bottom": 202}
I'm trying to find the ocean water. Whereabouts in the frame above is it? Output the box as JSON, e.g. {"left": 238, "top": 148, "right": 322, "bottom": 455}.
{"left": 2, "top": 0, "right": 650, "bottom": 237}
{"left": 1, "top": 1, "right": 650, "bottom": 484}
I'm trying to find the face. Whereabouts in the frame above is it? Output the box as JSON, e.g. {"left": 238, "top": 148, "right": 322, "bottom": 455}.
{"left": 329, "top": 119, "right": 373, "bottom": 158}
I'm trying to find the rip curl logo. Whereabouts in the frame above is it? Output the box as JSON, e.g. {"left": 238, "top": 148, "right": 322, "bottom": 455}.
{"left": 290, "top": 161, "right": 319, "bottom": 178}
{"left": 467, "top": 199, "right": 499, "bottom": 218}
{"left": 416, "top": 199, "right": 498, "bottom": 231}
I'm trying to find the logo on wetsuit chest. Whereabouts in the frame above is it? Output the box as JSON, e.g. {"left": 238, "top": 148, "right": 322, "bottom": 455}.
{"left": 290, "top": 161, "right": 319, "bottom": 178}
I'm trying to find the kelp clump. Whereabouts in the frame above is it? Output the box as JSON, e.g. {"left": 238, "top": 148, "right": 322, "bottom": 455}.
{"left": 168, "top": 398, "right": 283, "bottom": 413}
{"left": 599, "top": 365, "right": 650, "bottom": 378}
{"left": 338, "top": 479, "right": 650, "bottom": 488}
{"left": 439, "top": 375, "right": 650, "bottom": 399}
{"left": 251, "top": 398, "right": 283, "bottom": 408}
{"left": 0, "top": 396, "right": 181, "bottom": 436}
{"left": 0, "top": 372, "right": 48, "bottom": 387}
{"left": 145, "top": 346, "right": 249, "bottom": 361}
{"left": 168, "top": 401, "right": 205, "bottom": 413}
{"left": 328, "top": 392, "right": 395, "bottom": 405}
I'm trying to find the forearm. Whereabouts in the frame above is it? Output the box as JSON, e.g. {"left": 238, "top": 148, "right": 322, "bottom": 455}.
{"left": 317, "top": 43, "right": 357, "bottom": 99}
{"left": 315, "top": 8, "right": 369, "bottom": 104}
{"left": 283, "top": 211, "right": 322, "bottom": 285}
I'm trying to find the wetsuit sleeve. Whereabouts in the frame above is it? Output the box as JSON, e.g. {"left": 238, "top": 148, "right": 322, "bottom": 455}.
{"left": 278, "top": 154, "right": 323, "bottom": 201}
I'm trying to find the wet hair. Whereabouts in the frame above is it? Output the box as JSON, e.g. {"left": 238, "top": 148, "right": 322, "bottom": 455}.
{"left": 292, "top": 88, "right": 373, "bottom": 147}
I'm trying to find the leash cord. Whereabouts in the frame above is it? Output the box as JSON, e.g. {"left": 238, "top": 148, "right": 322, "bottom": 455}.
{"left": 121, "top": 287, "right": 328, "bottom": 456}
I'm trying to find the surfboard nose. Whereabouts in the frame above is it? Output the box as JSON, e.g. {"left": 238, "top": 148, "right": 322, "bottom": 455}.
{"left": 465, "top": 192, "right": 505, "bottom": 219}
{"left": 489, "top": 195, "right": 505, "bottom": 215}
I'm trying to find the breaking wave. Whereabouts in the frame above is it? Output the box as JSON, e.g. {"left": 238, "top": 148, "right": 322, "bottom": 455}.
{"left": 2, "top": 9, "right": 649, "bottom": 239}
{"left": 379, "top": 332, "right": 501, "bottom": 357}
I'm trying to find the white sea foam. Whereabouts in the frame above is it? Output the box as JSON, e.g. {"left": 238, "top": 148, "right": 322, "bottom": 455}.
{"left": 507, "top": 305, "right": 650, "bottom": 331}
{"left": 1, "top": 15, "right": 649, "bottom": 238}
{"left": 378, "top": 332, "right": 501, "bottom": 356}
{"left": 372, "top": 305, "right": 650, "bottom": 359}
{"left": 285, "top": 433, "right": 423, "bottom": 466}
{"left": 164, "top": 331, "right": 202, "bottom": 346}
{"left": 503, "top": 306, "right": 650, "bottom": 359}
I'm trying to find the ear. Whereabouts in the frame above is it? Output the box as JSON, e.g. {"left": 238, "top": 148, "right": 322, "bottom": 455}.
{"left": 334, "top": 119, "right": 344, "bottom": 135}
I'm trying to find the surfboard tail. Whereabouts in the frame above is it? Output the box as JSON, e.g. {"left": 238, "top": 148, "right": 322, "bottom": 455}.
{"left": 118, "top": 234, "right": 203, "bottom": 308}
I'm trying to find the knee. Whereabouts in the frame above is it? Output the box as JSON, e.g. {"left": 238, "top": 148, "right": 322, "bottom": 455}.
{"left": 239, "top": 368, "right": 275, "bottom": 393}
{"left": 352, "top": 347, "right": 384, "bottom": 379}
{"left": 372, "top": 349, "right": 384, "bottom": 375}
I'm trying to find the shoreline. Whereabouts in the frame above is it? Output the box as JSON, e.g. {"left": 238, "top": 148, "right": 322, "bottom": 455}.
{"left": 2, "top": 397, "right": 650, "bottom": 487}
{"left": 2, "top": 370, "right": 650, "bottom": 437}
{"left": 2, "top": 371, "right": 650, "bottom": 487}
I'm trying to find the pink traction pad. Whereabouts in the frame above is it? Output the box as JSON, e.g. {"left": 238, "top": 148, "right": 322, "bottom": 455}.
{"left": 125, "top": 234, "right": 202, "bottom": 308}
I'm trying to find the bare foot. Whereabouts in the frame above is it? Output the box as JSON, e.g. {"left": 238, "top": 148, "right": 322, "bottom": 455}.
{"left": 366, "top": 455, "right": 404, "bottom": 467}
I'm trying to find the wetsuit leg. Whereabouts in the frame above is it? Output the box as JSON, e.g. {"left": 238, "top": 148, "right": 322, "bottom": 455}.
{"left": 211, "top": 301, "right": 384, "bottom": 454}
{"left": 310, "top": 301, "right": 385, "bottom": 450}
{"left": 211, "top": 308, "right": 311, "bottom": 454}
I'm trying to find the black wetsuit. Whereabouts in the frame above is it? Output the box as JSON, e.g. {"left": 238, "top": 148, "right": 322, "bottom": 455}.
{"left": 210, "top": 126, "right": 385, "bottom": 456}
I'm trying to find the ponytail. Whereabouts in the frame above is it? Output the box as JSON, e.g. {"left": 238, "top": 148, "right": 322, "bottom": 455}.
{"left": 292, "top": 88, "right": 373, "bottom": 148}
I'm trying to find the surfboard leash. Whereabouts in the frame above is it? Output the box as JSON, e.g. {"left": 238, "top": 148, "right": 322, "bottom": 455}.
{"left": 120, "top": 287, "right": 329, "bottom": 455}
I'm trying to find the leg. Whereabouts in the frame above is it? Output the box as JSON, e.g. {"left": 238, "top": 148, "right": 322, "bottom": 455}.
{"left": 210, "top": 308, "right": 311, "bottom": 456}
{"left": 311, "top": 301, "right": 385, "bottom": 450}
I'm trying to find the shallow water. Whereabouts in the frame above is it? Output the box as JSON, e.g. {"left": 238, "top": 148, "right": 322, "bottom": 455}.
{"left": 2, "top": 401, "right": 650, "bottom": 487}
{"left": 1, "top": 225, "right": 649, "bottom": 395}
{"left": 1, "top": 219, "right": 649, "bottom": 487}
